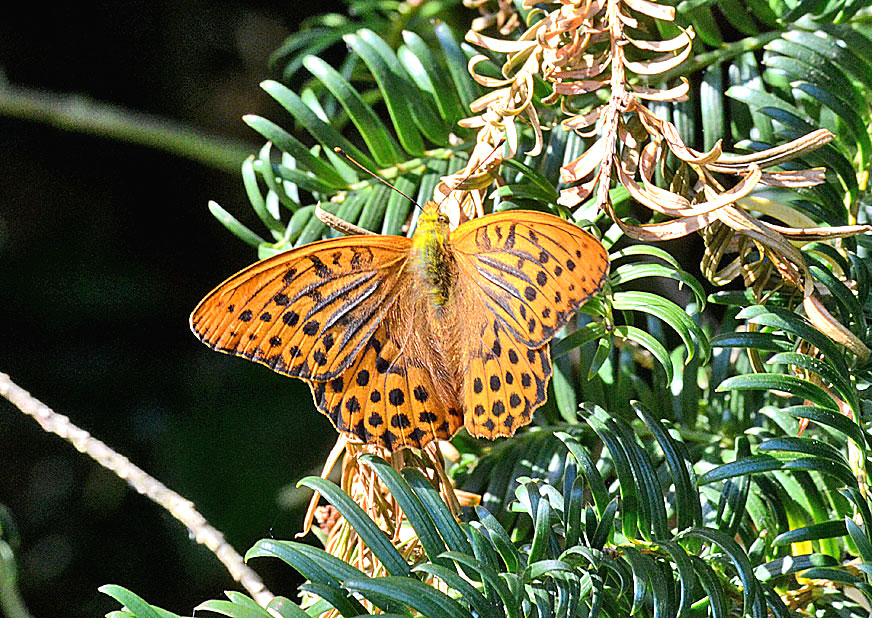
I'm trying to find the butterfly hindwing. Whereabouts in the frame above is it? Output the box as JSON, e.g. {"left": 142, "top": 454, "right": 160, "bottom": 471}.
{"left": 309, "top": 303, "right": 464, "bottom": 449}
{"left": 451, "top": 211, "right": 609, "bottom": 348}
{"left": 460, "top": 316, "right": 552, "bottom": 438}
{"left": 190, "top": 236, "right": 411, "bottom": 382}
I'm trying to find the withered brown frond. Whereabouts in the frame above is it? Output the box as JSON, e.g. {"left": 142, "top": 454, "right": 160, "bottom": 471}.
{"left": 459, "top": 0, "right": 870, "bottom": 357}
{"left": 299, "top": 435, "right": 479, "bottom": 615}
{"left": 465, "top": 0, "right": 521, "bottom": 34}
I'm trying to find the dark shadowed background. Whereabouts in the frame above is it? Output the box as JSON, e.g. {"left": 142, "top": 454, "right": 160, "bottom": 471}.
{"left": 0, "top": 3, "right": 349, "bottom": 616}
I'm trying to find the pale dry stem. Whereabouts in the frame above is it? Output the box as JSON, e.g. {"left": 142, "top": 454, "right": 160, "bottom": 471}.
{"left": 0, "top": 372, "right": 274, "bottom": 608}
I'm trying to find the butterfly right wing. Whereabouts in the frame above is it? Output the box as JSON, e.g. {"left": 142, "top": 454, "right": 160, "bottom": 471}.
{"left": 450, "top": 210, "right": 609, "bottom": 439}
{"left": 190, "top": 235, "right": 412, "bottom": 382}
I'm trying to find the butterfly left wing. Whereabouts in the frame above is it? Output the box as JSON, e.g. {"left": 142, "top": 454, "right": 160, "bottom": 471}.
{"left": 190, "top": 235, "right": 411, "bottom": 382}
{"left": 451, "top": 210, "right": 609, "bottom": 438}
{"left": 307, "top": 298, "right": 465, "bottom": 450}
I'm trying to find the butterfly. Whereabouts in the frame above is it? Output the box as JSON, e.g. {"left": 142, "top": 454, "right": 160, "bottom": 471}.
{"left": 190, "top": 202, "right": 609, "bottom": 451}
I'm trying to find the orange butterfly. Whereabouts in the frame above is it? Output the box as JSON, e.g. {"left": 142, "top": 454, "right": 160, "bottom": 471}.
{"left": 190, "top": 203, "right": 609, "bottom": 451}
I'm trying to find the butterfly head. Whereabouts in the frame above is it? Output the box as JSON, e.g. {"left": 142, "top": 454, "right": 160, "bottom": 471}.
{"left": 414, "top": 201, "right": 451, "bottom": 231}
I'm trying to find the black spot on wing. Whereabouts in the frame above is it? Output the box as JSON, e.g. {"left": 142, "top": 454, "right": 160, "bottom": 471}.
{"left": 408, "top": 427, "right": 426, "bottom": 446}
{"left": 389, "top": 388, "right": 405, "bottom": 406}
{"left": 505, "top": 223, "right": 517, "bottom": 249}
{"left": 309, "top": 255, "right": 331, "bottom": 277}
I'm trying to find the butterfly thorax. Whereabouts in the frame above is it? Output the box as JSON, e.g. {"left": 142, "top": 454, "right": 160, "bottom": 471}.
{"left": 410, "top": 202, "right": 455, "bottom": 309}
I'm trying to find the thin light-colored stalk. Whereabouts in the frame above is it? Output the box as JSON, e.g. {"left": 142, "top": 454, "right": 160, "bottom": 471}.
{"left": 0, "top": 372, "right": 274, "bottom": 608}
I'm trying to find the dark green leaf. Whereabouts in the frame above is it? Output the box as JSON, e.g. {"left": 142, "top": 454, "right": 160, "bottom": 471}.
{"left": 208, "top": 201, "right": 266, "bottom": 247}
{"left": 99, "top": 586, "right": 164, "bottom": 618}
{"left": 441, "top": 551, "right": 519, "bottom": 618}
{"left": 614, "top": 325, "right": 674, "bottom": 384}
{"left": 557, "top": 432, "right": 610, "bottom": 517}
{"left": 656, "top": 540, "right": 695, "bottom": 618}
{"left": 433, "top": 23, "right": 478, "bottom": 110}
{"left": 353, "top": 30, "right": 446, "bottom": 148}
{"left": 778, "top": 406, "right": 868, "bottom": 453}
{"left": 738, "top": 306, "right": 849, "bottom": 375}
{"left": 717, "top": 374, "right": 839, "bottom": 411}
{"left": 243, "top": 116, "right": 347, "bottom": 188}
{"left": 303, "top": 55, "right": 404, "bottom": 165}
{"left": 753, "top": 553, "right": 838, "bottom": 581}
{"left": 246, "top": 539, "right": 339, "bottom": 586}
{"left": 699, "top": 454, "right": 857, "bottom": 488}
{"left": 265, "top": 597, "right": 310, "bottom": 618}
{"left": 402, "top": 469, "right": 472, "bottom": 556}
{"left": 261, "top": 80, "right": 376, "bottom": 171}
{"left": 412, "top": 563, "right": 501, "bottom": 618}
{"left": 474, "top": 506, "right": 522, "bottom": 573}
{"left": 195, "top": 600, "right": 270, "bottom": 618}
{"left": 758, "top": 437, "right": 848, "bottom": 464}
{"left": 360, "top": 455, "right": 448, "bottom": 565}
{"left": 611, "top": 263, "right": 706, "bottom": 307}
{"left": 298, "top": 582, "right": 367, "bottom": 618}
{"left": 345, "top": 577, "right": 473, "bottom": 618}
{"left": 689, "top": 556, "right": 728, "bottom": 618}
{"left": 711, "top": 331, "right": 791, "bottom": 351}
{"left": 400, "top": 31, "right": 466, "bottom": 125}
{"left": 683, "top": 528, "right": 761, "bottom": 618}
{"left": 846, "top": 518, "right": 872, "bottom": 562}
{"left": 297, "top": 477, "right": 410, "bottom": 576}
{"left": 634, "top": 402, "right": 701, "bottom": 530}
{"left": 771, "top": 520, "right": 847, "bottom": 547}
{"left": 613, "top": 291, "right": 709, "bottom": 362}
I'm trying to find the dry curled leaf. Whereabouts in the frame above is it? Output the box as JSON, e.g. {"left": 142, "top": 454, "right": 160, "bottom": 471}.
{"left": 460, "top": 0, "right": 870, "bottom": 357}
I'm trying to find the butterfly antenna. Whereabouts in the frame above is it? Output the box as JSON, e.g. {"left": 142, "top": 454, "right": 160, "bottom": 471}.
{"left": 333, "top": 147, "right": 423, "bottom": 211}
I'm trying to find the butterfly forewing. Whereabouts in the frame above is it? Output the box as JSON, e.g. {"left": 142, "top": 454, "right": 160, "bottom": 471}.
{"left": 190, "top": 236, "right": 411, "bottom": 382}
{"left": 450, "top": 211, "right": 609, "bottom": 348}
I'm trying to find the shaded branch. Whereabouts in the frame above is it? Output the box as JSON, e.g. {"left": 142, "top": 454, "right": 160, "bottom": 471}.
{"left": 0, "top": 79, "right": 255, "bottom": 173}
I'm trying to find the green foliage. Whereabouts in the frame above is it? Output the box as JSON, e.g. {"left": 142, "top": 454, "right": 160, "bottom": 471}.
{"left": 103, "top": 1, "right": 872, "bottom": 617}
